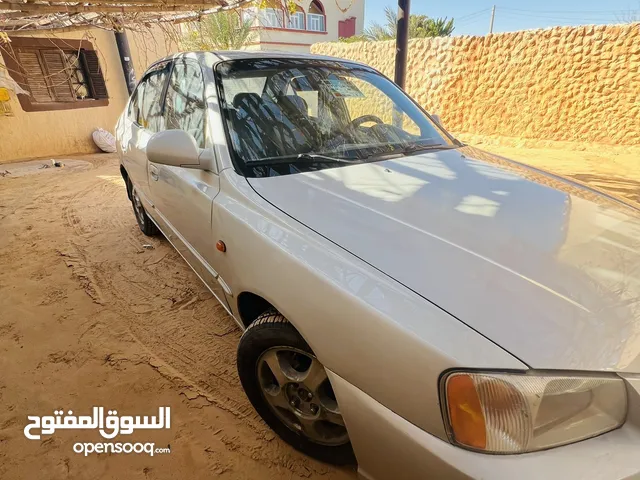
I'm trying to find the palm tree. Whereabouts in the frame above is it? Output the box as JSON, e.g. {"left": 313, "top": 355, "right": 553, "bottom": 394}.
{"left": 363, "top": 6, "right": 397, "bottom": 40}
{"left": 364, "top": 6, "right": 455, "bottom": 41}
{"left": 412, "top": 16, "right": 455, "bottom": 37}
{"left": 180, "top": 10, "right": 255, "bottom": 51}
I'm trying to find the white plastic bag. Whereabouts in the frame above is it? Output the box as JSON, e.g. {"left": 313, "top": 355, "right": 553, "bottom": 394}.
{"left": 92, "top": 128, "right": 117, "bottom": 153}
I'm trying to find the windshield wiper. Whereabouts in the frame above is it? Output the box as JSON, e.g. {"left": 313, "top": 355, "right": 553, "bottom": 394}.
{"left": 246, "top": 153, "right": 362, "bottom": 167}
{"left": 356, "top": 143, "right": 457, "bottom": 162}
{"left": 399, "top": 143, "right": 457, "bottom": 155}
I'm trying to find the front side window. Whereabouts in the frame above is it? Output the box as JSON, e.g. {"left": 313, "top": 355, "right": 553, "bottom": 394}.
{"left": 164, "top": 59, "right": 207, "bottom": 148}
{"left": 216, "top": 59, "right": 456, "bottom": 178}
{"left": 129, "top": 62, "right": 171, "bottom": 133}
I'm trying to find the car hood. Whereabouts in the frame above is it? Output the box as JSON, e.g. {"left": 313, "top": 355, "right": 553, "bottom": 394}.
{"left": 247, "top": 146, "right": 640, "bottom": 373}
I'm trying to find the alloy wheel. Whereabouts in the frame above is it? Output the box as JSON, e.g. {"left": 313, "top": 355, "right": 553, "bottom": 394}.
{"left": 257, "top": 347, "right": 348, "bottom": 446}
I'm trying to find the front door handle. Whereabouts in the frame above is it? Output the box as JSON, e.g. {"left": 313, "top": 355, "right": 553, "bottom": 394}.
{"left": 149, "top": 164, "right": 159, "bottom": 181}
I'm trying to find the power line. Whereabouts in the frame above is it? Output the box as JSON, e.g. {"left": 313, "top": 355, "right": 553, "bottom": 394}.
{"left": 498, "top": 11, "right": 632, "bottom": 23}
{"left": 497, "top": 6, "right": 637, "bottom": 21}
{"left": 455, "top": 7, "right": 492, "bottom": 22}
{"left": 498, "top": 6, "right": 637, "bottom": 15}
{"left": 456, "top": 16, "right": 489, "bottom": 27}
{"left": 454, "top": 7, "right": 493, "bottom": 28}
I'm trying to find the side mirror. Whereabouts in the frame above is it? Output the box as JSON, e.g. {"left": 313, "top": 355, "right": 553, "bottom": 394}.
{"left": 146, "top": 129, "right": 201, "bottom": 168}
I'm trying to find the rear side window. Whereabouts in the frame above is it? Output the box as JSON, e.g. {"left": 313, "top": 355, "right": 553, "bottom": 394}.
{"left": 128, "top": 62, "right": 171, "bottom": 133}
{"left": 164, "top": 59, "right": 207, "bottom": 148}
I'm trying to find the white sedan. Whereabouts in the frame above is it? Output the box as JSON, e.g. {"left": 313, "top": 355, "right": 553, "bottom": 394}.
{"left": 116, "top": 51, "right": 640, "bottom": 479}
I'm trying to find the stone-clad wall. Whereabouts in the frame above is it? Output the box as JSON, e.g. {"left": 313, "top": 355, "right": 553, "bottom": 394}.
{"left": 312, "top": 23, "right": 640, "bottom": 145}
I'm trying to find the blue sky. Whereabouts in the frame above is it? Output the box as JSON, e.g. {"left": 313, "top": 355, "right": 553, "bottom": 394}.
{"left": 363, "top": 0, "right": 640, "bottom": 36}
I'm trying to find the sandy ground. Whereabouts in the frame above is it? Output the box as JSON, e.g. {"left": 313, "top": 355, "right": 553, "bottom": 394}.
{"left": 0, "top": 153, "right": 356, "bottom": 480}
{"left": 0, "top": 143, "right": 638, "bottom": 479}
{"left": 459, "top": 135, "right": 640, "bottom": 206}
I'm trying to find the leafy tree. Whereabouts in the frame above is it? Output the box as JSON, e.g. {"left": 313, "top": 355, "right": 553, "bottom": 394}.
{"left": 363, "top": 6, "right": 454, "bottom": 41}
{"left": 180, "top": 9, "right": 254, "bottom": 50}
{"left": 180, "top": 1, "right": 300, "bottom": 50}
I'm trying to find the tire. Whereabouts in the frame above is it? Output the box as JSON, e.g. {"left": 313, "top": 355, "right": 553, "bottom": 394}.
{"left": 237, "top": 310, "right": 356, "bottom": 466}
{"left": 131, "top": 187, "right": 159, "bottom": 237}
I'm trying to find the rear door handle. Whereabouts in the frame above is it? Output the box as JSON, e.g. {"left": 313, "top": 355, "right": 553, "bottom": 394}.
{"left": 149, "top": 164, "right": 159, "bottom": 181}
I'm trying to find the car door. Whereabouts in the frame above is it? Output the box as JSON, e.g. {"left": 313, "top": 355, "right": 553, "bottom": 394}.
{"left": 119, "top": 61, "right": 172, "bottom": 201}
{"left": 148, "top": 57, "right": 230, "bottom": 310}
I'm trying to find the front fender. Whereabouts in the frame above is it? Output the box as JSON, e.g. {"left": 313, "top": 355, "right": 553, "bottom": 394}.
{"left": 213, "top": 169, "right": 527, "bottom": 441}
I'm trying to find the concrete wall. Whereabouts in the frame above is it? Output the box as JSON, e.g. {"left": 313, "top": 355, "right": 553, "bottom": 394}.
{"left": 0, "top": 26, "right": 175, "bottom": 163}
{"left": 312, "top": 23, "right": 640, "bottom": 145}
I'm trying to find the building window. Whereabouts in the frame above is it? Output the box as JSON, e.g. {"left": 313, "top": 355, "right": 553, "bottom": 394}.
{"left": 288, "top": 11, "right": 305, "bottom": 30}
{"left": 307, "top": 0, "right": 326, "bottom": 32}
{"left": 307, "top": 14, "right": 325, "bottom": 32}
{"left": 260, "top": 8, "right": 284, "bottom": 28}
{"left": 0, "top": 37, "right": 108, "bottom": 112}
{"left": 240, "top": 6, "right": 258, "bottom": 24}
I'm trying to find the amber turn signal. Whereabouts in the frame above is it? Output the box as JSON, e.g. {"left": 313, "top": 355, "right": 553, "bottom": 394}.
{"left": 446, "top": 373, "right": 487, "bottom": 450}
{"left": 216, "top": 240, "right": 226, "bottom": 252}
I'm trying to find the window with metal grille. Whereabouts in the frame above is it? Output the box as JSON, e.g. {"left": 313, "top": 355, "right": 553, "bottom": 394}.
{"left": 0, "top": 37, "right": 108, "bottom": 112}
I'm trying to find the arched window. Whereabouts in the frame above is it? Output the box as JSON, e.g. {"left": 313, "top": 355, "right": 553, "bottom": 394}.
{"left": 307, "top": 0, "right": 326, "bottom": 32}
{"left": 288, "top": 5, "right": 305, "bottom": 30}
{"left": 309, "top": 0, "right": 324, "bottom": 14}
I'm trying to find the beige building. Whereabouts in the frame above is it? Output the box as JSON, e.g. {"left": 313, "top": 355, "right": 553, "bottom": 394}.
{"left": 242, "top": 0, "right": 364, "bottom": 53}
{"left": 0, "top": 1, "right": 365, "bottom": 163}
{"left": 0, "top": 27, "right": 174, "bottom": 163}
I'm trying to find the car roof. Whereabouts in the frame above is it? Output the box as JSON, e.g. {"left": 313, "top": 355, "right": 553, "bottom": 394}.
{"left": 150, "top": 50, "right": 368, "bottom": 69}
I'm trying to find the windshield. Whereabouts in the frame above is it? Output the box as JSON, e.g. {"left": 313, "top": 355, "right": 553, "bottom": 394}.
{"left": 215, "top": 58, "right": 457, "bottom": 178}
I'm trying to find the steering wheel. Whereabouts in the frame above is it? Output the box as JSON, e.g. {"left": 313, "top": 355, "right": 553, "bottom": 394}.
{"left": 350, "top": 115, "right": 385, "bottom": 128}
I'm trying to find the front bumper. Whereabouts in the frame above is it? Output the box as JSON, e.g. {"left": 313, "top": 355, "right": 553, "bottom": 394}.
{"left": 327, "top": 371, "right": 640, "bottom": 480}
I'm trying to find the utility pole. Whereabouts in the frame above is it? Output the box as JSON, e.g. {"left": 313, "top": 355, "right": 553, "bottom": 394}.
{"left": 489, "top": 5, "right": 496, "bottom": 34}
{"left": 394, "top": 0, "right": 411, "bottom": 89}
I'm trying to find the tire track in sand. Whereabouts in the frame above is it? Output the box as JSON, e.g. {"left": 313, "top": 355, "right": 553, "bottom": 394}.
{"left": 55, "top": 158, "right": 335, "bottom": 477}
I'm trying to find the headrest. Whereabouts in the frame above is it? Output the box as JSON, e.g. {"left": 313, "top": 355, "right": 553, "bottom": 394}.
{"left": 279, "top": 95, "right": 308, "bottom": 115}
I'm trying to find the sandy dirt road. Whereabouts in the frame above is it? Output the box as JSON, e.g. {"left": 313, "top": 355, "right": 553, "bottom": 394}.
{"left": 0, "top": 154, "right": 356, "bottom": 480}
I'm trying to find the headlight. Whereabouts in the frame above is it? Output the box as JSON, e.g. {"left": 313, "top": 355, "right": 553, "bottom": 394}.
{"left": 442, "top": 371, "right": 627, "bottom": 454}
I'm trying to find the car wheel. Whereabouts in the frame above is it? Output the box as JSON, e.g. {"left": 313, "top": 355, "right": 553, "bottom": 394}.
{"left": 131, "top": 187, "right": 159, "bottom": 237}
{"left": 237, "top": 310, "right": 356, "bottom": 465}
